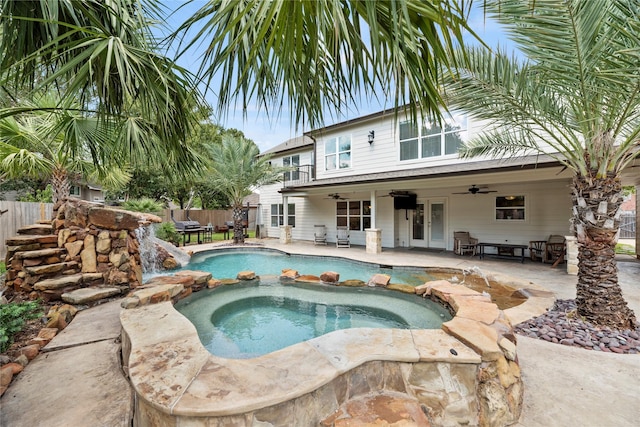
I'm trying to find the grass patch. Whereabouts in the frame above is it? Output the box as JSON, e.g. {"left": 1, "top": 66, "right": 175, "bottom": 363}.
{"left": 615, "top": 243, "right": 636, "bottom": 255}
{"left": 0, "top": 261, "right": 5, "bottom": 274}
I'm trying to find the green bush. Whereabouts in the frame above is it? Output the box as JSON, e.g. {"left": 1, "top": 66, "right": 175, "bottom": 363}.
{"left": 0, "top": 262, "right": 6, "bottom": 274}
{"left": 155, "top": 222, "right": 180, "bottom": 245}
{"left": 0, "top": 300, "right": 43, "bottom": 353}
{"left": 121, "top": 198, "right": 163, "bottom": 215}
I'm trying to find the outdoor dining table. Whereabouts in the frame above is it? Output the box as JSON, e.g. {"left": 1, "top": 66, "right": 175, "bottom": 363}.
{"left": 476, "top": 242, "right": 528, "bottom": 263}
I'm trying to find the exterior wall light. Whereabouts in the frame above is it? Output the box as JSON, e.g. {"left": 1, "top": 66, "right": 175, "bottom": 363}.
{"left": 368, "top": 130, "right": 375, "bottom": 144}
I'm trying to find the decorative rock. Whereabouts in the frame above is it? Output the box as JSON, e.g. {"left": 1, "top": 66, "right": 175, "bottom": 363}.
{"left": 280, "top": 269, "right": 299, "bottom": 280}
{"left": 16, "top": 344, "right": 41, "bottom": 360}
{"left": 220, "top": 279, "right": 240, "bottom": 285}
{"left": 88, "top": 205, "right": 161, "bottom": 231}
{"left": 129, "top": 284, "right": 184, "bottom": 306}
{"left": 414, "top": 279, "right": 451, "bottom": 296}
{"left": 15, "top": 248, "right": 65, "bottom": 259}
{"left": 45, "top": 312, "right": 68, "bottom": 330}
{"left": 109, "top": 249, "right": 129, "bottom": 268}
{"left": 367, "top": 273, "right": 391, "bottom": 287}
{"left": 0, "top": 365, "right": 14, "bottom": 387}
{"left": 121, "top": 296, "right": 140, "bottom": 309}
{"left": 338, "top": 279, "right": 366, "bottom": 287}
{"left": 96, "top": 231, "right": 112, "bottom": 254}
{"left": 295, "top": 275, "right": 321, "bottom": 283}
{"left": 58, "top": 228, "right": 72, "bottom": 247}
{"left": 320, "top": 271, "right": 340, "bottom": 284}
{"left": 14, "top": 355, "right": 29, "bottom": 367}
{"left": 387, "top": 283, "right": 416, "bottom": 294}
{"left": 34, "top": 273, "right": 83, "bottom": 290}
{"left": 0, "top": 355, "right": 10, "bottom": 365}
{"left": 207, "top": 278, "right": 223, "bottom": 289}
{"left": 162, "top": 257, "right": 179, "bottom": 270}
{"left": 37, "top": 328, "right": 59, "bottom": 341}
{"left": 25, "top": 262, "right": 72, "bottom": 276}
{"left": 237, "top": 271, "right": 256, "bottom": 280}
{"left": 62, "top": 287, "right": 121, "bottom": 304}
{"left": 175, "top": 270, "right": 212, "bottom": 285}
{"left": 80, "top": 235, "right": 97, "bottom": 273}
{"left": 499, "top": 337, "right": 517, "bottom": 361}
{"left": 146, "top": 275, "right": 195, "bottom": 288}
{"left": 2, "top": 362, "right": 24, "bottom": 376}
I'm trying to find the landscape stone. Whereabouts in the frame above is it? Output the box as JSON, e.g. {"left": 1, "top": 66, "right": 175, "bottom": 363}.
{"left": 15, "top": 248, "right": 64, "bottom": 259}
{"left": 237, "top": 270, "right": 256, "bottom": 280}
{"left": 207, "top": 278, "right": 223, "bottom": 289}
{"left": 16, "top": 344, "right": 41, "bottom": 360}
{"left": 320, "top": 271, "right": 340, "bottom": 283}
{"left": 368, "top": 273, "right": 391, "bottom": 287}
{"left": 280, "top": 268, "right": 299, "bottom": 279}
{"left": 34, "top": 273, "right": 83, "bottom": 290}
{"left": 175, "top": 270, "right": 212, "bottom": 285}
{"left": 14, "top": 355, "right": 29, "bottom": 367}
{"left": 81, "top": 234, "right": 97, "bottom": 273}
{"left": 45, "top": 312, "right": 68, "bottom": 330}
{"left": 339, "top": 279, "right": 366, "bottom": 287}
{"left": 88, "top": 205, "right": 160, "bottom": 230}
{"left": 96, "top": 231, "right": 112, "bottom": 254}
{"left": 0, "top": 365, "right": 13, "bottom": 387}
{"left": 295, "top": 275, "right": 321, "bottom": 283}
{"left": 17, "top": 224, "right": 52, "bottom": 235}
{"left": 25, "top": 262, "right": 72, "bottom": 276}
{"left": 62, "top": 287, "right": 121, "bottom": 304}
{"left": 387, "top": 283, "right": 416, "bottom": 294}
{"left": 162, "top": 257, "right": 179, "bottom": 270}
{"left": 64, "top": 239, "right": 84, "bottom": 257}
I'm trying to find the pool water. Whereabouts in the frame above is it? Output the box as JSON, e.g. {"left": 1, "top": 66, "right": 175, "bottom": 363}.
{"left": 175, "top": 280, "right": 452, "bottom": 359}
{"left": 184, "top": 249, "right": 429, "bottom": 285}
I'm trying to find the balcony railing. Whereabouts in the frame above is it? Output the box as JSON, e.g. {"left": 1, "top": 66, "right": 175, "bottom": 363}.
{"left": 283, "top": 164, "right": 315, "bottom": 188}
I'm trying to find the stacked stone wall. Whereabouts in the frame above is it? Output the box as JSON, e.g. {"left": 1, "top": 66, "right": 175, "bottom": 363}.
{"left": 4, "top": 199, "right": 161, "bottom": 304}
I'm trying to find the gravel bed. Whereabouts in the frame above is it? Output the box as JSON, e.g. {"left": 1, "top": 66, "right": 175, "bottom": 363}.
{"left": 515, "top": 299, "right": 640, "bottom": 355}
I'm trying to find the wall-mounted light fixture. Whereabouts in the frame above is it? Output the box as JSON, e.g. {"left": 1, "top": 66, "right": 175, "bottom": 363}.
{"left": 368, "top": 130, "right": 375, "bottom": 144}
{"left": 505, "top": 195, "right": 516, "bottom": 201}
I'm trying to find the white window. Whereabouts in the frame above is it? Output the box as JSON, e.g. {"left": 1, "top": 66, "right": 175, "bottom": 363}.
{"left": 283, "top": 155, "right": 300, "bottom": 181}
{"left": 495, "top": 196, "right": 525, "bottom": 221}
{"left": 325, "top": 136, "right": 351, "bottom": 170}
{"left": 271, "top": 204, "right": 295, "bottom": 227}
{"left": 70, "top": 186, "right": 81, "bottom": 196}
{"left": 336, "top": 201, "right": 371, "bottom": 231}
{"left": 399, "top": 112, "right": 468, "bottom": 161}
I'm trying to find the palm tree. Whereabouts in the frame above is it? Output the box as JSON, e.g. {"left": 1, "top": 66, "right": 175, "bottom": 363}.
{"left": 206, "top": 136, "right": 284, "bottom": 244}
{"left": 0, "top": 0, "right": 203, "bottom": 175}
{"left": 0, "top": 94, "right": 130, "bottom": 203}
{"left": 173, "top": 0, "right": 474, "bottom": 129}
{"left": 443, "top": 0, "right": 639, "bottom": 329}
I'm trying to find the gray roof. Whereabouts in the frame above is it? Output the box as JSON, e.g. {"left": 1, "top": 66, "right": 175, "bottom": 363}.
{"left": 260, "top": 135, "right": 314, "bottom": 156}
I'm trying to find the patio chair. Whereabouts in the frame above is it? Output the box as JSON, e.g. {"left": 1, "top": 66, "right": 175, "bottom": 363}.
{"left": 529, "top": 235, "right": 566, "bottom": 266}
{"left": 453, "top": 231, "right": 478, "bottom": 256}
{"left": 314, "top": 225, "right": 327, "bottom": 245}
{"left": 336, "top": 226, "right": 350, "bottom": 248}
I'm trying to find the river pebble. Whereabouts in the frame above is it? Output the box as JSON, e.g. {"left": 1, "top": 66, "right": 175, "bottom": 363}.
{"left": 514, "top": 299, "right": 640, "bottom": 355}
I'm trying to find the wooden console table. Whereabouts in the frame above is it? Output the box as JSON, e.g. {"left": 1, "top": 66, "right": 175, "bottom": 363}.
{"left": 477, "top": 243, "right": 528, "bottom": 263}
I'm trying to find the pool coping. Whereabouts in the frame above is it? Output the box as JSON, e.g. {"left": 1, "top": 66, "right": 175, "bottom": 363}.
{"left": 120, "top": 269, "right": 553, "bottom": 423}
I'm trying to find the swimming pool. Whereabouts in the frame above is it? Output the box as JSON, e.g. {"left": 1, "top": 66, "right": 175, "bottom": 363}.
{"left": 183, "top": 247, "right": 432, "bottom": 285}
{"left": 175, "top": 280, "right": 452, "bottom": 358}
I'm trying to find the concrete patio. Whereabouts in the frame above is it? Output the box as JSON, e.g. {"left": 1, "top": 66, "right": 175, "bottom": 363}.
{"left": 1, "top": 239, "right": 639, "bottom": 426}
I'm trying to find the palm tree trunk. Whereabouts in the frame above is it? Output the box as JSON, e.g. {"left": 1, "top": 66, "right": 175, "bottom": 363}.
{"left": 232, "top": 205, "right": 244, "bottom": 244}
{"left": 51, "top": 167, "right": 71, "bottom": 204}
{"left": 572, "top": 174, "right": 636, "bottom": 329}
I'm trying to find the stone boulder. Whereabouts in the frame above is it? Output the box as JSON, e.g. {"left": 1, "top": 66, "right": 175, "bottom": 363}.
{"left": 367, "top": 273, "right": 391, "bottom": 287}
{"left": 320, "top": 271, "right": 340, "bottom": 284}
{"left": 280, "top": 269, "right": 299, "bottom": 280}
{"left": 237, "top": 271, "right": 256, "bottom": 280}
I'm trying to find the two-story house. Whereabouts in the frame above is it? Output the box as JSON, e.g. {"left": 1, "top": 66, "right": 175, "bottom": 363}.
{"left": 259, "top": 108, "right": 639, "bottom": 255}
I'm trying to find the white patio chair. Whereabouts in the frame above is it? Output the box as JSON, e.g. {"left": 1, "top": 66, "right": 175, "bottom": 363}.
{"left": 314, "top": 225, "right": 327, "bottom": 245}
{"left": 336, "top": 226, "right": 350, "bottom": 248}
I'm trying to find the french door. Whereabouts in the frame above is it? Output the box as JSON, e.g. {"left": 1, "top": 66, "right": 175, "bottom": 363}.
{"left": 410, "top": 199, "right": 447, "bottom": 249}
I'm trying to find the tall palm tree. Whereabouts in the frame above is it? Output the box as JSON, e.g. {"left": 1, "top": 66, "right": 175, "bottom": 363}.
{"left": 0, "top": 0, "right": 203, "bottom": 175}
{"left": 0, "top": 93, "right": 130, "bottom": 203}
{"left": 207, "top": 136, "right": 284, "bottom": 244}
{"left": 173, "top": 0, "right": 475, "bottom": 129}
{"left": 443, "top": 0, "right": 639, "bottom": 329}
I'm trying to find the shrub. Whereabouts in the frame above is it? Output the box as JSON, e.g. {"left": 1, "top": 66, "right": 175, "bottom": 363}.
{"left": 155, "top": 222, "right": 181, "bottom": 246}
{"left": 121, "top": 198, "right": 163, "bottom": 215}
{"left": 0, "top": 300, "right": 43, "bottom": 353}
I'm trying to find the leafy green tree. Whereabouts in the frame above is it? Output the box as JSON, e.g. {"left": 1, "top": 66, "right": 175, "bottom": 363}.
{"left": 443, "top": 0, "right": 639, "bottom": 329}
{"left": 207, "top": 136, "right": 284, "bottom": 243}
{"left": 0, "top": 93, "right": 130, "bottom": 203}
{"left": 0, "top": 0, "right": 204, "bottom": 177}
{"left": 174, "top": 0, "right": 474, "bottom": 128}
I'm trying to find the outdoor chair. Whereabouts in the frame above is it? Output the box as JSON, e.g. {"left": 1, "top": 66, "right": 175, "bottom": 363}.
{"left": 529, "top": 235, "right": 566, "bottom": 266}
{"left": 336, "top": 226, "right": 350, "bottom": 248}
{"left": 314, "top": 225, "right": 327, "bottom": 245}
{"left": 453, "top": 231, "right": 478, "bottom": 256}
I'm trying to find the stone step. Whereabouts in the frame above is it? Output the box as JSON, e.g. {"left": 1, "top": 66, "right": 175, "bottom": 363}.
{"left": 34, "top": 274, "right": 84, "bottom": 290}
{"left": 14, "top": 248, "right": 66, "bottom": 260}
{"left": 6, "top": 234, "right": 58, "bottom": 247}
{"left": 62, "top": 287, "right": 122, "bottom": 304}
{"left": 24, "top": 261, "right": 76, "bottom": 276}
{"left": 321, "top": 392, "right": 431, "bottom": 427}
{"left": 17, "top": 223, "right": 53, "bottom": 235}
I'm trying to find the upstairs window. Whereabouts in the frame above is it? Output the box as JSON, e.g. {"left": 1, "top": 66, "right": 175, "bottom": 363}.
{"left": 283, "top": 154, "right": 300, "bottom": 181}
{"left": 325, "top": 136, "right": 351, "bottom": 170}
{"left": 399, "top": 112, "right": 468, "bottom": 161}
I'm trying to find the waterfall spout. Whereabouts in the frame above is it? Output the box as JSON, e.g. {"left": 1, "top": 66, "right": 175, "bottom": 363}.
{"left": 154, "top": 237, "right": 191, "bottom": 267}
{"left": 135, "top": 225, "right": 162, "bottom": 274}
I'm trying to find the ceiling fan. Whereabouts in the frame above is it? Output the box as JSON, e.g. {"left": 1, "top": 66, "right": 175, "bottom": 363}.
{"left": 325, "top": 193, "right": 348, "bottom": 200}
{"left": 453, "top": 185, "right": 498, "bottom": 195}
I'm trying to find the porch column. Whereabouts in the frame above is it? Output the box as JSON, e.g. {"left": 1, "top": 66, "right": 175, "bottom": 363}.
{"left": 280, "top": 195, "right": 292, "bottom": 244}
{"left": 565, "top": 235, "right": 578, "bottom": 275}
{"left": 366, "top": 190, "right": 382, "bottom": 254}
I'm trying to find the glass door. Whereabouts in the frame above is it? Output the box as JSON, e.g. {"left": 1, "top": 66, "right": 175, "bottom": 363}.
{"left": 428, "top": 200, "right": 446, "bottom": 248}
{"left": 410, "top": 203, "right": 426, "bottom": 247}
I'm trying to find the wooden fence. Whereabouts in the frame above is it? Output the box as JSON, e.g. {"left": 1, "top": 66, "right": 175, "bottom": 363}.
{"left": 1, "top": 201, "right": 54, "bottom": 260}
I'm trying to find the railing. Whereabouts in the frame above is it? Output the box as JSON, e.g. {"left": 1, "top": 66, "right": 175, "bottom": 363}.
{"left": 283, "top": 164, "right": 314, "bottom": 188}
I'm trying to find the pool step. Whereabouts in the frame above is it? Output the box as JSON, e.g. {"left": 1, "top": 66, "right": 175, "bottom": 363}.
{"left": 321, "top": 391, "right": 432, "bottom": 427}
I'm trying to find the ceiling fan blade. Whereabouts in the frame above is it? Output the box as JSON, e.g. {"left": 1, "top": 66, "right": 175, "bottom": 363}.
{"left": 477, "top": 190, "right": 498, "bottom": 194}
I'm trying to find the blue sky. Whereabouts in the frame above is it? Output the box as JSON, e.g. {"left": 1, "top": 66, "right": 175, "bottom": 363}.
{"left": 162, "top": 1, "right": 517, "bottom": 152}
